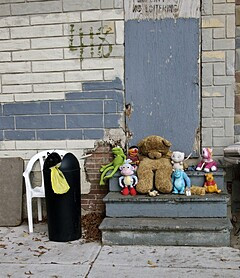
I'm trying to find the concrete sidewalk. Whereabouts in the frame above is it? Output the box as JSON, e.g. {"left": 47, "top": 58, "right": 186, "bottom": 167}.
{"left": 1, "top": 223, "right": 240, "bottom": 278}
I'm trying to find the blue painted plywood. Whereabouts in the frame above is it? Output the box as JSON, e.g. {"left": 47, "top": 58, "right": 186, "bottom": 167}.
{"left": 125, "top": 19, "right": 199, "bottom": 155}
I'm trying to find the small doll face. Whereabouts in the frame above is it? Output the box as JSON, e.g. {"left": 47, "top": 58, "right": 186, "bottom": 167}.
{"left": 128, "top": 147, "right": 138, "bottom": 157}
{"left": 171, "top": 151, "right": 184, "bottom": 163}
{"left": 119, "top": 163, "right": 137, "bottom": 176}
{"left": 202, "top": 148, "right": 212, "bottom": 159}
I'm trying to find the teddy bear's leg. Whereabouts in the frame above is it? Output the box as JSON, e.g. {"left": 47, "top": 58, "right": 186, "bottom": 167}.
{"left": 155, "top": 167, "right": 173, "bottom": 193}
{"left": 136, "top": 161, "right": 154, "bottom": 194}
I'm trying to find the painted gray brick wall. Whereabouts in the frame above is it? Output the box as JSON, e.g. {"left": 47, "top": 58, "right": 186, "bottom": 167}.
{"left": 0, "top": 79, "right": 124, "bottom": 141}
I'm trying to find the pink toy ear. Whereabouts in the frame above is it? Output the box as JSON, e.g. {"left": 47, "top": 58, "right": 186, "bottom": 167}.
{"left": 119, "top": 166, "right": 123, "bottom": 170}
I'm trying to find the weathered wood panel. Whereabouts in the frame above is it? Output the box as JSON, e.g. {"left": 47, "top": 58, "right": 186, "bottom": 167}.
{"left": 125, "top": 18, "right": 200, "bottom": 154}
{"left": 124, "top": 0, "right": 200, "bottom": 20}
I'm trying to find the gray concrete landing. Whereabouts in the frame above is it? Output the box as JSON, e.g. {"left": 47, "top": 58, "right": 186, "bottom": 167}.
{"left": 1, "top": 223, "right": 240, "bottom": 277}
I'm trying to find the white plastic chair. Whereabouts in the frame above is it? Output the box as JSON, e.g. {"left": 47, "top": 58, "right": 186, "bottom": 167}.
{"left": 23, "top": 150, "right": 67, "bottom": 233}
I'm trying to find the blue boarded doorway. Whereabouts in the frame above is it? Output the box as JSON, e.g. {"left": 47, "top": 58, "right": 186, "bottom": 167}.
{"left": 125, "top": 1, "right": 200, "bottom": 155}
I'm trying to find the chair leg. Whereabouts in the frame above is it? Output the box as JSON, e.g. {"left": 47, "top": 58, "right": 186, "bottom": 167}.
{"left": 26, "top": 193, "right": 33, "bottom": 233}
{"left": 37, "top": 198, "right": 42, "bottom": 221}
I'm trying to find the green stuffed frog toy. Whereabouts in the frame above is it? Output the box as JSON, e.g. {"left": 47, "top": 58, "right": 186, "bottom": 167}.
{"left": 99, "top": 146, "right": 126, "bottom": 185}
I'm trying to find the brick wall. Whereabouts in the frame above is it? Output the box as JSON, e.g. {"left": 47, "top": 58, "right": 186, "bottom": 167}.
{"left": 201, "top": 0, "right": 235, "bottom": 157}
{"left": 0, "top": 0, "right": 237, "bottom": 216}
{"left": 83, "top": 143, "right": 113, "bottom": 212}
{"left": 0, "top": 0, "right": 125, "bottom": 215}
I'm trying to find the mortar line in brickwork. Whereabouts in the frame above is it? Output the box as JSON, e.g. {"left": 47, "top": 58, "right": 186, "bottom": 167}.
{"left": 49, "top": 101, "right": 53, "bottom": 117}
{"left": 64, "top": 114, "right": 67, "bottom": 129}
{"left": 12, "top": 113, "right": 16, "bottom": 130}
{"left": 61, "top": 0, "right": 64, "bottom": 12}
{"left": 102, "top": 98, "right": 105, "bottom": 128}
{"left": 9, "top": 1, "right": 12, "bottom": 17}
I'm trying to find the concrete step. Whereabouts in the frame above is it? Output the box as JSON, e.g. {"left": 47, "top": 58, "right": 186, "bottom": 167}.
{"left": 104, "top": 192, "right": 230, "bottom": 218}
{"left": 109, "top": 169, "right": 226, "bottom": 192}
{"left": 100, "top": 217, "right": 232, "bottom": 247}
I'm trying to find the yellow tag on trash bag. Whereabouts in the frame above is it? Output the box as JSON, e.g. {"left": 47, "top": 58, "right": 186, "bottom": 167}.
{"left": 50, "top": 164, "right": 70, "bottom": 194}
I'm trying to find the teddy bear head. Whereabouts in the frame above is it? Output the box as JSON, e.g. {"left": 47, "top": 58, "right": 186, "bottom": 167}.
{"left": 138, "top": 135, "right": 172, "bottom": 160}
{"left": 205, "top": 173, "right": 214, "bottom": 182}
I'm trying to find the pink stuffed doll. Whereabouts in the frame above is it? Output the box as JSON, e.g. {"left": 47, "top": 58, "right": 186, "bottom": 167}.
{"left": 196, "top": 148, "right": 217, "bottom": 172}
{"left": 119, "top": 160, "right": 138, "bottom": 196}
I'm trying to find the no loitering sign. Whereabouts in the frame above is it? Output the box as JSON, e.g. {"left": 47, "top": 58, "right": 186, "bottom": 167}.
{"left": 124, "top": 0, "right": 200, "bottom": 20}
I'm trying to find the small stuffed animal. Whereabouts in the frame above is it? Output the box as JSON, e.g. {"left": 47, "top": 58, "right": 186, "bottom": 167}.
{"left": 171, "top": 151, "right": 191, "bottom": 171}
{"left": 99, "top": 146, "right": 126, "bottom": 185}
{"left": 196, "top": 148, "right": 217, "bottom": 172}
{"left": 172, "top": 169, "right": 191, "bottom": 194}
{"left": 204, "top": 173, "right": 221, "bottom": 193}
{"left": 171, "top": 151, "right": 184, "bottom": 171}
{"left": 148, "top": 190, "right": 159, "bottom": 197}
{"left": 119, "top": 160, "right": 138, "bottom": 196}
{"left": 127, "top": 146, "right": 140, "bottom": 166}
{"left": 190, "top": 185, "right": 206, "bottom": 196}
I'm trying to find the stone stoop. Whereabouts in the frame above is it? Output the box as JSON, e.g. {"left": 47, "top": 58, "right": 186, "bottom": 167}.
{"left": 103, "top": 192, "right": 229, "bottom": 218}
{"left": 100, "top": 217, "right": 232, "bottom": 247}
{"left": 99, "top": 169, "right": 232, "bottom": 247}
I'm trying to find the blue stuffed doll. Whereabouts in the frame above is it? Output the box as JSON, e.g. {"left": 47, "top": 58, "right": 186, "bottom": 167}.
{"left": 172, "top": 169, "right": 191, "bottom": 194}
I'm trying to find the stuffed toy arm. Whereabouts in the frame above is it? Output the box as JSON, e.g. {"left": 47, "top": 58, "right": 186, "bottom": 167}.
{"left": 183, "top": 172, "right": 191, "bottom": 188}
{"left": 118, "top": 176, "right": 125, "bottom": 188}
{"left": 131, "top": 175, "right": 138, "bottom": 187}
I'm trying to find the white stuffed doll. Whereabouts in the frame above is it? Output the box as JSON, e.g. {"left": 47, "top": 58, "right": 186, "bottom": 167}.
{"left": 171, "top": 151, "right": 191, "bottom": 171}
{"left": 171, "top": 151, "right": 185, "bottom": 171}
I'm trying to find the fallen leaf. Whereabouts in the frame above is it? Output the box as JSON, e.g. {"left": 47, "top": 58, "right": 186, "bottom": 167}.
{"left": 147, "top": 260, "right": 158, "bottom": 267}
{"left": 33, "top": 237, "right": 41, "bottom": 242}
{"left": 147, "top": 260, "right": 154, "bottom": 265}
{"left": 38, "top": 245, "right": 48, "bottom": 250}
{"left": 24, "top": 270, "right": 33, "bottom": 275}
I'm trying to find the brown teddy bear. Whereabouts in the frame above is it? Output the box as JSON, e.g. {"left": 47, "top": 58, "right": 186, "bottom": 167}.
{"left": 136, "top": 135, "right": 173, "bottom": 194}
